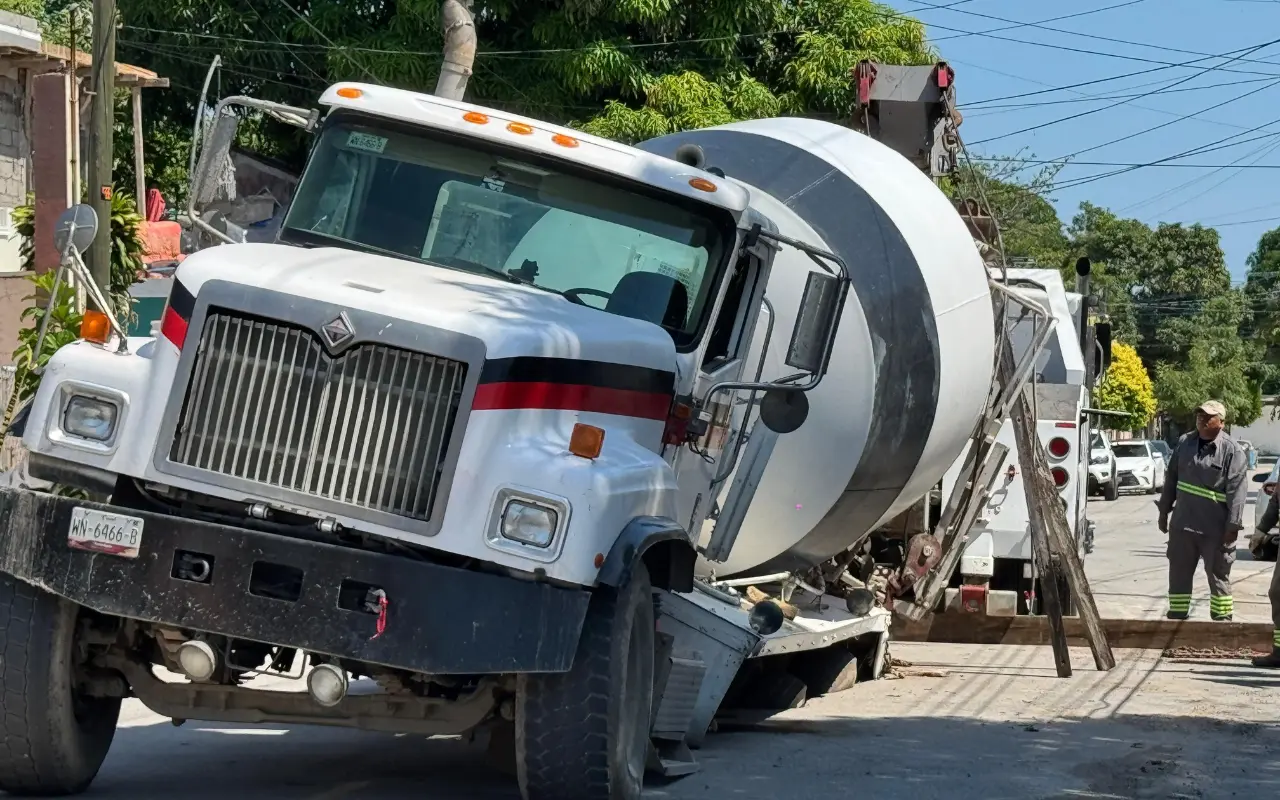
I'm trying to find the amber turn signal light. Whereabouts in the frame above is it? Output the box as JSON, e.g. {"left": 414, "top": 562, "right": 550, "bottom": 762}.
{"left": 80, "top": 310, "right": 110, "bottom": 344}
{"left": 569, "top": 423, "right": 605, "bottom": 459}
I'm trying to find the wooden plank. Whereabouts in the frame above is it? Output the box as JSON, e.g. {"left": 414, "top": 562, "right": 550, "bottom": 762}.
{"left": 895, "top": 614, "right": 1273, "bottom": 651}
{"left": 131, "top": 86, "right": 145, "bottom": 206}
{"left": 1004, "top": 343, "right": 1074, "bottom": 677}
{"left": 1014, "top": 390, "right": 1116, "bottom": 671}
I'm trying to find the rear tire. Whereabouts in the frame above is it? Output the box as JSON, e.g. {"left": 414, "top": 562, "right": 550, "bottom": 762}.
{"left": 515, "top": 563, "right": 655, "bottom": 800}
{"left": 0, "top": 574, "right": 120, "bottom": 796}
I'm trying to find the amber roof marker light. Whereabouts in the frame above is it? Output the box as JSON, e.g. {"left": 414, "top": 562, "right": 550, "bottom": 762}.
{"left": 335, "top": 87, "right": 363, "bottom": 99}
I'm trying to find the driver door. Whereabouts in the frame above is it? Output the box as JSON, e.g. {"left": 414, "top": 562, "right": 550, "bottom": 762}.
{"left": 668, "top": 244, "right": 771, "bottom": 551}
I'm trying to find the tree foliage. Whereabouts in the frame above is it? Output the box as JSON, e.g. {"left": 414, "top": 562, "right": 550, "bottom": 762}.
{"left": 946, "top": 156, "right": 1069, "bottom": 271}
{"left": 113, "top": 0, "right": 934, "bottom": 187}
{"left": 1095, "top": 341, "right": 1156, "bottom": 432}
{"left": 1153, "top": 292, "right": 1263, "bottom": 428}
{"left": 1241, "top": 227, "right": 1280, "bottom": 394}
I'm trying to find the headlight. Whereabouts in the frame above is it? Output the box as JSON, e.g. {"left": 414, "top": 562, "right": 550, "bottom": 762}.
{"left": 62, "top": 395, "right": 118, "bottom": 442}
{"left": 501, "top": 500, "right": 558, "bottom": 549}
{"left": 1090, "top": 454, "right": 1108, "bottom": 465}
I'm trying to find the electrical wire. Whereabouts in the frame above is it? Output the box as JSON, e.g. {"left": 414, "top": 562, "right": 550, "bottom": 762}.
{"left": 962, "top": 75, "right": 1277, "bottom": 115}
{"left": 912, "top": 0, "right": 1280, "bottom": 75}
{"left": 1046, "top": 76, "right": 1280, "bottom": 161}
{"left": 968, "top": 35, "right": 1280, "bottom": 146}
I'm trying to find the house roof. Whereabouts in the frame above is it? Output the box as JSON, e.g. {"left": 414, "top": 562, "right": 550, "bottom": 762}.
{"left": 22, "top": 42, "right": 169, "bottom": 87}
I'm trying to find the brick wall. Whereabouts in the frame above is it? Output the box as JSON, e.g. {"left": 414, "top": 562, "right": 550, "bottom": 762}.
{"left": 0, "top": 73, "right": 25, "bottom": 210}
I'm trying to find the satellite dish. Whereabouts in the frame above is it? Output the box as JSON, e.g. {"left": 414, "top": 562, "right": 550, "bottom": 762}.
{"left": 53, "top": 204, "right": 98, "bottom": 257}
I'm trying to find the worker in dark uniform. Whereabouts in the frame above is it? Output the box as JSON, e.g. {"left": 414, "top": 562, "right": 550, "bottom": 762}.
{"left": 1156, "top": 400, "right": 1248, "bottom": 621}
{"left": 1251, "top": 490, "right": 1280, "bottom": 666}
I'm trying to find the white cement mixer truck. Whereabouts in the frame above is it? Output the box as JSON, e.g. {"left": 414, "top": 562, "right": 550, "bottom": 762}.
{"left": 0, "top": 80, "right": 1059, "bottom": 800}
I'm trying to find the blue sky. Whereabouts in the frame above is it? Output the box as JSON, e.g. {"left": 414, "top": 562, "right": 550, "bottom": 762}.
{"left": 883, "top": 0, "right": 1280, "bottom": 281}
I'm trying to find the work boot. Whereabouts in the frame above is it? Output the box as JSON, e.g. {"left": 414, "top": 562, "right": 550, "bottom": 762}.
{"left": 1166, "top": 610, "right": 1188, "bottom": 621}
{"left": 1211, "top": 614, "right": 1233, "bottom": 622}
{"left": 1251, "top": 647, "right": 1280, "bottom": 669}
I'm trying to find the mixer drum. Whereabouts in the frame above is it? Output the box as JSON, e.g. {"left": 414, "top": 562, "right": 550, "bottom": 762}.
{"left": 639, "top": 118, "right": 996, "bottom": 577}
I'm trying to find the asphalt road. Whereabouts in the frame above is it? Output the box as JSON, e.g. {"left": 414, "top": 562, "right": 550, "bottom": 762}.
{"left": 28, "top": 480, "right": 1280, "bottom": 798}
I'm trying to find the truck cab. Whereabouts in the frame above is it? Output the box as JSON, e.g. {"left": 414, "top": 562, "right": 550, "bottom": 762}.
{"left": 0, "top": 84, "right": 861, "bottom": 800}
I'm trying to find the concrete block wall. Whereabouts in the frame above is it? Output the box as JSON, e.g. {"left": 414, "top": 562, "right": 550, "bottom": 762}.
{"left": 0, "top": 70, "right": 25, "bottom": 273}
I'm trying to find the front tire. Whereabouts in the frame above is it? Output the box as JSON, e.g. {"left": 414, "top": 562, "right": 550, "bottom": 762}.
{"left": 0, "top": 574, "right": 120, "bottom": 796}
{"left": 515, "top": 563, "right": 655, "bottom": 800}
{"left": 1104, "top": 480, "right": 1118, "bottom": 502}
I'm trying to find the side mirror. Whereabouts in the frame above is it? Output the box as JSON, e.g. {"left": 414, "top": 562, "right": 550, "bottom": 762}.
{"left": 759, "top": 388, "right": 809, "bottom": 434}
{"left": 785, "top": 270, "right": 841, "bottom": 374}
{"left": 52, "top": 204, "right": 98, "bottom": 259}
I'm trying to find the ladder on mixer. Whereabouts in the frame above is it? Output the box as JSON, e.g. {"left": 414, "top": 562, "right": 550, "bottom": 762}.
{"left": 895, "top": 278, "right": 1056, "bottom": 623}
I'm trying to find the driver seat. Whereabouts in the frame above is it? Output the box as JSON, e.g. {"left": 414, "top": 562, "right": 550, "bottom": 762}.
{"left": 605, "top": 272, "right": 689, "bottom": 330}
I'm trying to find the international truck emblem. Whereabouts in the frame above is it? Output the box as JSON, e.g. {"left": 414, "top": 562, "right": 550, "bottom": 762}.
{"left": 321, "top": 312, "right": 355, "bottom": 349}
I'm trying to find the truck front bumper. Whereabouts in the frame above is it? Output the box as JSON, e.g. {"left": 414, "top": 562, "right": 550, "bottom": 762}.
{"left": 0, "top": 488, "right": 590, "bottom": 675}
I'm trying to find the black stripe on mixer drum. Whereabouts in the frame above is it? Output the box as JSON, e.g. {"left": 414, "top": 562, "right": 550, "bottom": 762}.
{"left": 638, "top": 128, "right": 941, "bottom": 575}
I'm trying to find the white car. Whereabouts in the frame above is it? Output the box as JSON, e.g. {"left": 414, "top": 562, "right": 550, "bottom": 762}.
{"left": 1252, "top": 460, "right": 1279, "bottom": 561}
{"left": 1111, "top": 440, "right": 1165, "bottom": 495}
{"left": 1089, "top": 431, "right": 1118, "bottom": 501}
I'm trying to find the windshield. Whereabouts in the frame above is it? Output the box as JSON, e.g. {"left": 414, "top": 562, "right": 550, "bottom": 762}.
{"left": 282, "top": 114, "right": 733, "bottom": 350}
{"left": 1112, "top": 443, "right": 1149, "bottom": 458}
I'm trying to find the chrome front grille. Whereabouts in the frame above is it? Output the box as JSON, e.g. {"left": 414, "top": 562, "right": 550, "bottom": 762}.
{"left": 168, "top": 311, "right": 467, "bottom": 522}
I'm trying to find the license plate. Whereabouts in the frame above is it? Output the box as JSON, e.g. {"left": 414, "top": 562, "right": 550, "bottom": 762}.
{"left": 68, "top": 507, "right": 144, "bottom": 559}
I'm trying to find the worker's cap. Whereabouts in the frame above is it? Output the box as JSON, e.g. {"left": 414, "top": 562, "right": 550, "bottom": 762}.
{"left": 1195, "top": 400, "right": 1227, "bottom": 419}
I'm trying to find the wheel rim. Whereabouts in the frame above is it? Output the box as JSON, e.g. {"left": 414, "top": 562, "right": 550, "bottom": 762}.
{"left": 615, "top": 611, "right": 650, "bottom": 789}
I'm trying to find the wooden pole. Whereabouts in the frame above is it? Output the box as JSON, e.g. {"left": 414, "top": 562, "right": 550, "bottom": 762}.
{"left": 1008, "top": 376, "right": 1074, "bottom": 678}
{"left": 131, "top": 86, "right": 144, "bottom": 210}
{"left": 1009, "top": 363, "right": 1117, "bottom": 673}
{"left": 86, "top": 0, "right": 116, "bottom": 298}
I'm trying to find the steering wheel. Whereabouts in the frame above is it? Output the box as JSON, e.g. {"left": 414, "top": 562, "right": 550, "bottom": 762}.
{"left": 563, "top": 287, "right": 612, "bottom": 309}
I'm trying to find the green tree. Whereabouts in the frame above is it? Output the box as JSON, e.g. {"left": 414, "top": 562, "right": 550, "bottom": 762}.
{"left": 1095, "top": 341, "right": 1156, "bottom": 431}
{"left": 115, "top": 0, "right": 934, "bottom": 176}
{"left": 1153, "top": 292, "right": 1263, "bottom": 428}
{"left": 947, "top": 156, "right": 1069, "bottom": 270}
{"left": 1241, "top": 226, "right": 1280, "bottom": 394}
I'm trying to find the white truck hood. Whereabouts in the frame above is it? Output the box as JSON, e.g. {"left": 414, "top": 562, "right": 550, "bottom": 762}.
{"left": 172, "top": 242, "right": 679, "bottom": 370}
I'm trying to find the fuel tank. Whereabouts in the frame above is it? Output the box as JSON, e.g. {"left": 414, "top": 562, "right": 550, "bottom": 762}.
{"left": 639, "top": 118, "right": 996, "bottom": 576}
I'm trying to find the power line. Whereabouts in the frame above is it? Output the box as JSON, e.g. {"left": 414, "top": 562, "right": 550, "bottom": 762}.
{"left": 923, "top": 0, "right": 1150, "bottom": 43}
{"left": 962, "top": 41, "right": 1280, "bottom": 108}
{"left": 969, "top": 35, "right": 1280, "bottom": 146}
{"left": 1046, "top": 76, "right": 1280, "bottom": 160}
{"left": 961, "top": 75, "right": 1277, "bottom": 114}
{"left": 911, "top": 0, "right": 1280, "bottom": 75}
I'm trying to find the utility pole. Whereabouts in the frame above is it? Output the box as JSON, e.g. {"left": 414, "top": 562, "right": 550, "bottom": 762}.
{"left": 87, "top": 0, "right": 116, "bottom": 299}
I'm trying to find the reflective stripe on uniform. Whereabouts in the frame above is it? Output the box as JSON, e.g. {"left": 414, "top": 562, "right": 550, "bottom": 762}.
{"left": 1176, "top": 480, "right": 1227, "bottom": 503}
{"left": 1210, "top": 594, "right": 1233, "bottom": 617}
{"left": 1168, "top": 593, "right": 1191, "bottom": 612}
{"left": 1273, "top": 629, "right": 1280, "bottom": 647}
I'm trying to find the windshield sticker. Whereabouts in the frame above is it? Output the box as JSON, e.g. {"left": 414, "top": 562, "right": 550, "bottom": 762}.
{"left": 346, "top": 131, "right": 388, "bottom": 154}
{"left": 481, "top": 170, "right": 507, "bottom": 193}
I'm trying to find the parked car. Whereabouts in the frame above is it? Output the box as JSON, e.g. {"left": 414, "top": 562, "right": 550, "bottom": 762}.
{"left": 1089, "top": 430, "right": 1119, "bottom": 501}
{"left": 1111, "top": 440, "right": 1166, "bottom": 495}
{"left": 1149, "top": 439, "right": 1172, "bottom": 469}
{"left": 1252, "top": 460, "right": 1280, "bottom": 562}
